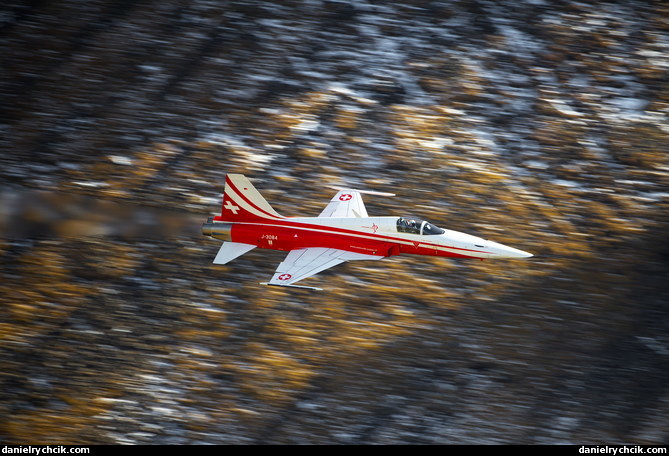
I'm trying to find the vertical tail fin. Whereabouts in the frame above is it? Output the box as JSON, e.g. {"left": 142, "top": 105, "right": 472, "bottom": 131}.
{"left": 214, "top": 174, "right": 283, "bottom": 222}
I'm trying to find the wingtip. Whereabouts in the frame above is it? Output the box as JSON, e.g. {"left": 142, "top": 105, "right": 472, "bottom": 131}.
{"left": 259, "top": 282, "right": 323, "bottom": 291}
{"left": 326, "top": 186, "right": 395, "bottom": 197}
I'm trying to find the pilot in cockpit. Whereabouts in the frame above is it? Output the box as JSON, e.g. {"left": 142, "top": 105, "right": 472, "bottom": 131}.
{"left": 397, "top": 217, "right": 445, "bottom": 235}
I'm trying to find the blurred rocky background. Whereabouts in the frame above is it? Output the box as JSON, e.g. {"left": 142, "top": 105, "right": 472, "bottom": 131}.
{"left": 1, "top": 0, "right": 668, "bottom": 444}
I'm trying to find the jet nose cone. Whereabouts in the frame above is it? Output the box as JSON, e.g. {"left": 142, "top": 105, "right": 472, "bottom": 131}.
{"left": 488, "top": 241, "right": 533, "bottom": 258}
{"left": 513, "top": 249, "right": 533, "bottom": 259}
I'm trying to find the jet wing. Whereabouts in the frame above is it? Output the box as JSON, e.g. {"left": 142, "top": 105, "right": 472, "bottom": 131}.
{"left": 318, "top": 190, "right": 368, "bottom": 218}
{"left": 318, "top": 189, "right": 395, "bottom": 218}
{"left": 262, "top": 247, "right": 384, "bottom": 290}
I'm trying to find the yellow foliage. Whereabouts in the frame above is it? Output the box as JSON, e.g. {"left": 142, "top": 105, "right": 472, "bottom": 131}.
{"left": 234, "top": 343, "right": 317, "bottom": 405}
{"left": 5, "top": 391, "right": 117, "bottom": 444}
{"left": 334, "top": 107, "right": 360, "bottom": 129}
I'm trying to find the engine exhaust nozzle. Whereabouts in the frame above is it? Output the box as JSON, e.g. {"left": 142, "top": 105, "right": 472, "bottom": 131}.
{"left": 202, "top": 218, "right": 233, "bottom": 241}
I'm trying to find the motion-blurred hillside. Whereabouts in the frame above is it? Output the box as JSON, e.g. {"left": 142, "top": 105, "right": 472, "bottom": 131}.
{"left": 1, "top": 0, "right": 668, "bottom": 444}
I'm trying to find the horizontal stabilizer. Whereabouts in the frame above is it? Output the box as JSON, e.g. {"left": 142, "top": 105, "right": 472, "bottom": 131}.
{"left": 213, "top": 242, "right": 256, "bottom": 264}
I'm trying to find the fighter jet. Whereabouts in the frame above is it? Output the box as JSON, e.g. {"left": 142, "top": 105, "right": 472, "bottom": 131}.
{"left": 202, "top": 174, "right": 532, "bottom": 290}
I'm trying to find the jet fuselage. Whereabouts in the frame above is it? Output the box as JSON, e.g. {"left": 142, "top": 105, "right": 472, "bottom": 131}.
{"left": 203, "top": 215, "right": 532, "bottom": 260}
{"left": 202, "top": 174, "right": 532, "bottom": 289}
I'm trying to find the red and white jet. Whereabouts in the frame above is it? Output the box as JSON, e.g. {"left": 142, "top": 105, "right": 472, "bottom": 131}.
{"left": 203, "top": 174, "right": 532, "bottom": 290}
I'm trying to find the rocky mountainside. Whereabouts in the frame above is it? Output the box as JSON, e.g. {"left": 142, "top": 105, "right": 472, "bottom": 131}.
{"left": 1, "top": 0, "right": 668, "bottom": 444}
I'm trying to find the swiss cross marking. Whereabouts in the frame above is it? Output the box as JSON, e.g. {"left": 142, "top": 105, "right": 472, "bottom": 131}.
{"left": 339, "top": 193, "right": 353, "bottom": 201}
{"left": 278, "top": 274, "right": 292, "bottom": 281}
{"left": 224, "top": 200, "right": 240, "bottom": 214}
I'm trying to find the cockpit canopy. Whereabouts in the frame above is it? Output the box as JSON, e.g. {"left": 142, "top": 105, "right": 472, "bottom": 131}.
{"left": 397, "top": 217, "right": 445, "bottom": 235}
